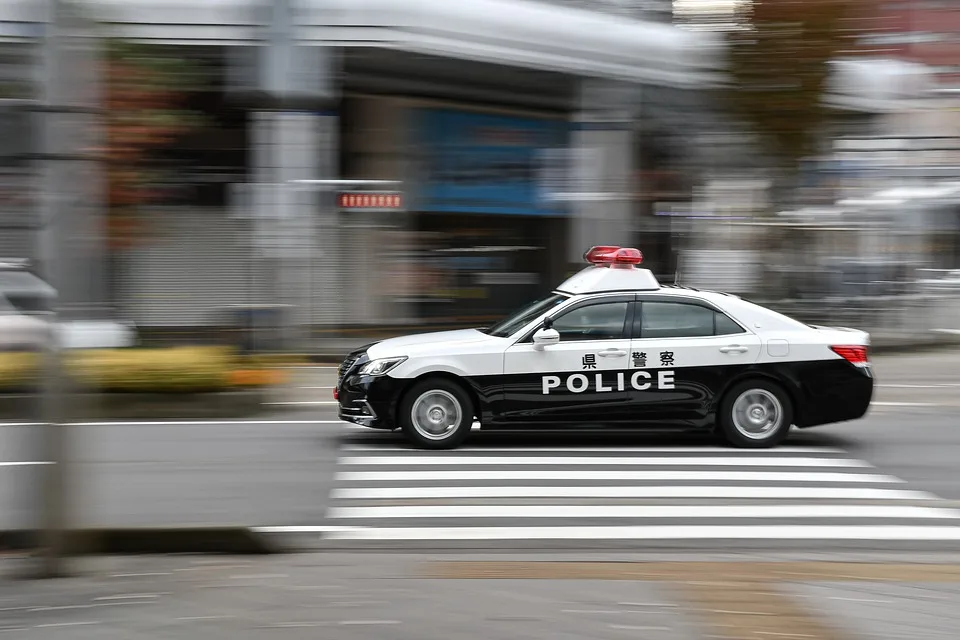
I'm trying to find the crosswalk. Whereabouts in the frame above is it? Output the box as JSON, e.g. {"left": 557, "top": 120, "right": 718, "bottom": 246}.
{"left": 318, "top": 434, "right": 960, "bottom": 545}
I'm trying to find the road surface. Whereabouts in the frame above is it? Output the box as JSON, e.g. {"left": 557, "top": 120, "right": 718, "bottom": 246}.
{"left": 0, "top": 349, "right": 959, "bottom": 552}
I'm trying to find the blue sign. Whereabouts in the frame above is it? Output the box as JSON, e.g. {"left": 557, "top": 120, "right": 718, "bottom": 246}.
{"left": 417, "top": 108, "right": 569, "bottom": 216}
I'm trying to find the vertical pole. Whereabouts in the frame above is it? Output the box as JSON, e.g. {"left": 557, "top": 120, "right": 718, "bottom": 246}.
{"left": 258, "top": 0, "right": 339, "bottom": 352}
{"left": 262, "top": 0, "right": 294, "bottom": 353}
{"left": 37, "top": 0, "right": 68, "bottom": 578}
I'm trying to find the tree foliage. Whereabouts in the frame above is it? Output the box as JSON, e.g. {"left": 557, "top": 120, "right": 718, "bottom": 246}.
{"left": 726, "top": 0, "right": 862, "bottom": 169}
{"left": 104, "top": 40, "right": 205, "bottom": 248}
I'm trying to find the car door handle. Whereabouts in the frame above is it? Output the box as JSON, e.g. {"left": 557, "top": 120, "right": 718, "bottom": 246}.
{"left": 598, "top": 349, "right": 627, "bottom": 358}
{"left": 719, "top": 345, "right": 749, "bottom": 354}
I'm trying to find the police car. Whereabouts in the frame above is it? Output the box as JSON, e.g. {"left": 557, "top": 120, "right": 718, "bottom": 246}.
{"left": 336, "top": 246, "right": 873, "bottom": 449}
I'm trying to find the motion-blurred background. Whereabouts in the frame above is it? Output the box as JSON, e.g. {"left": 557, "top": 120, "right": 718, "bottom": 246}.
{"left": 1, "top": 0, "right": 959, "bottom": 360}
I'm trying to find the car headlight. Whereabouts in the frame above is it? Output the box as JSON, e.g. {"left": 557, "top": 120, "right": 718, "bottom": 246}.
{"left": 358, "top": 356, "right": 407, "bottom": 376}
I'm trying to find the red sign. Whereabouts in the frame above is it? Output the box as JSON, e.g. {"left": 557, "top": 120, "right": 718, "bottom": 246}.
{"left": 338, "top": 192, "right": 404, "bottom": 210}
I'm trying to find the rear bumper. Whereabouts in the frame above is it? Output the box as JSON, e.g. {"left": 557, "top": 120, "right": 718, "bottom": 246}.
{"left": 793, "top": 360, "right": 874, "bottom": 428}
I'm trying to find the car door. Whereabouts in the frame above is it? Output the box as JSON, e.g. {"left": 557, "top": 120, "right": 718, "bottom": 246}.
{"left": 628, "top": 297, "right": 762, "bottom": 423}
{"left": 499, "top": 294, "right": 635, "bottom": 424}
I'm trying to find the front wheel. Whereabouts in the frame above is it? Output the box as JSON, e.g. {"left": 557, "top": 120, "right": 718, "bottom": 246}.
{"left": 399, "top": 378, "right": 474, "bottom": 450}
{"left": 716, "top": 379, "right": 793, "bottom": 448}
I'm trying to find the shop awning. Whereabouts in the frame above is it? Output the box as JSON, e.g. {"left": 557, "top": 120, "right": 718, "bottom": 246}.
{"left": 2, "top": 0, "right": 724, "bottom": 87}
{"left": 299, "top": 0, "right": 725, "bottom": 88}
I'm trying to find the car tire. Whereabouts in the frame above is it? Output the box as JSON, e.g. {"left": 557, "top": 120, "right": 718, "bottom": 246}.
{"left": 399, "top": 378, "right": 474, "bottom": 450}
{"left": 716, "top": 379, "right": 793, "bottom": 449}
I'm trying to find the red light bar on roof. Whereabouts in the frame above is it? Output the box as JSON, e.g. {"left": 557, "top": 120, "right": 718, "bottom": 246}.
{"left": 583, "top": 246, "right": 644, "bottom": 267}
{"left": 583, "top": 246, "right": 621, "bottom": 264}
{"left": 613, "top": 248, "right": 643, "bottom": 265}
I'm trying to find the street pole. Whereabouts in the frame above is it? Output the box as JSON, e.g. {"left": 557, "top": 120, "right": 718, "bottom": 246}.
{"left": 37, "top": 0, "right": 68, "bottom": 578}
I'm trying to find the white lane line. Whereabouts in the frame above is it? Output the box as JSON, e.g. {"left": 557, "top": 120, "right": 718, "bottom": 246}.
{"left": 300, "top": 525, "right": 960, "bottom": 541}
{"left": 561, "top": 609, "right": 622, "bottom": 614}
{"left": 879, "top": 383, "right": 960, "bottom": 389}
{"left": 334, "top": 470, "right": 902, "bottom": 484}
{"left": 330, "top": 486, "right": 936, "bottom": 500}
{"left": 326, "top": 504, "right": 960, "bottom": 520}
{"left": 827, "top": 597, "right": 893, "bottom": 603}
{"left": 300, "top": 386, "right": 334, "bottom": 390}
{"left": 0, "top": 461, "right": 52, "bottom": 467}
{"left": 265, "top": 401, "right": 339, "bottom": 406}
{"left": 341, "top": 445, "right": 847, "bottom": 454}
{"left": 872, "top": 402, "right": 939, "bottom": 407}
{"left": 280, "top": 365, "right": 338, "bottom": 370}
{"left": 1, "top": 420, "right": 352, "bottom": 427}
{"left": 339, "top": 456, "right": 872, "bottom": 468}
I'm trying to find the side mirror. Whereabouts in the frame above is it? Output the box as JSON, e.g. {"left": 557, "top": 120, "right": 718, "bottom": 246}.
{"left": 532, "top": 327, "right": 560, "bottom": 350}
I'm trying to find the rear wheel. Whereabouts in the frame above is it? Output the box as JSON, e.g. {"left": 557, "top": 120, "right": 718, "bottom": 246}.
{"left": 399, "top": 378, "right": 474, "bottom": 450}
{"left": 717, "top": 379, "right": 793, "bottom": 448}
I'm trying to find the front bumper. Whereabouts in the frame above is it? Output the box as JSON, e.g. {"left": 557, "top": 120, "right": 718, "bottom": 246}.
{"left": 338, "top": 395, "right": 383, "bottom": 427}
{"left": 336, "top": 353, "right": 402, "bottom": 429}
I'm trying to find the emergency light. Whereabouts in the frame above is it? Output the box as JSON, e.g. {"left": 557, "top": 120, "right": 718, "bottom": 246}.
{"left": 583, "top": 246, "right": 644, "bottom": 267}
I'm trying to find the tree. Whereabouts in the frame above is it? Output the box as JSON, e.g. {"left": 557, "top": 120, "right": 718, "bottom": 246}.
{"left": 726, "top": 0, "right": 864, "bottom": 180}
{"left": 103, "top": 40, "right": 205, "bottom": 248}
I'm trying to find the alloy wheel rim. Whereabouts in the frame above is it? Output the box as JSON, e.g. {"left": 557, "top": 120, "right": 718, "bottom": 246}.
{"left": 411, "top": 390, "right": 462, "bottom": 441}
{"left": 731, "top": 388, "right": 783, "bottom": 440}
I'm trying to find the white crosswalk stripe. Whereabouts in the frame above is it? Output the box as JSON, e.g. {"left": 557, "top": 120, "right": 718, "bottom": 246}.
{"left": 319, "top": 435, "right": 960, "bottom": 544}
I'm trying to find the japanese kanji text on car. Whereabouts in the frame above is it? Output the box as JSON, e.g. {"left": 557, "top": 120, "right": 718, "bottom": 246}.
{"left": 335, "top": 246, "right": 874, "bottom": 449}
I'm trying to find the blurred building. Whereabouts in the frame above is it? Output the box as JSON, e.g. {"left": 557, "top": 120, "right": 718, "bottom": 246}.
{"left": 1, "top": 0, "right": 728, "bottom": 337}
{"left": 858, "top": 0, "right": 960, "bottom": 90}
{"left": 1, "top": 0, "right": 955, "bottom": 342}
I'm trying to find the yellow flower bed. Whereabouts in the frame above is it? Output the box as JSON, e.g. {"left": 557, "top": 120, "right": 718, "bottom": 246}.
{"left": 0, "top": 347, "right": 286, "bottom": 393}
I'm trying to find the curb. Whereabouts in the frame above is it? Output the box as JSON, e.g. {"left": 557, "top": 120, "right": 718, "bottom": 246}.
{"left": 0, "top": 527, "right": 277, "bottom": 555}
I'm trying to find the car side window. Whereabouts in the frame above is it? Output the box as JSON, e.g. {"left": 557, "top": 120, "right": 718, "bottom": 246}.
{"left": 549, "top": 301, "right": 628, "bottom": 342}
{"left": 715, "top": 311, "right": 747, "bottom": 336}
{"left": 634, "top": 301, "right": 745, "bottom": 339}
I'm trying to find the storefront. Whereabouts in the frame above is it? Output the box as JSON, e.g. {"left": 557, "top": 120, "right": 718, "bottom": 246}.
{"left": 409, "top": 106, "right": 570, "bottom": 322}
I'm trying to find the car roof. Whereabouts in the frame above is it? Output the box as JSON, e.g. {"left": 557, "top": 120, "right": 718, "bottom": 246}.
{"left": 556, "top": 266, "right": 738, "bottom": 302}
{"left": 555, "top": 265, "right": 661, "bottom": 295}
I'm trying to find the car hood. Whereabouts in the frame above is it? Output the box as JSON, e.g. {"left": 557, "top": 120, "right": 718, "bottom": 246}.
{"left": 366, "top": 328, "right": 505, "bottom": 359}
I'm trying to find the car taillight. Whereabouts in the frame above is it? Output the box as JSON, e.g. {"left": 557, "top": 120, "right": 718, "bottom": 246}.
{"left": 831, "top": 345, "right": 869, "bottom": 366}
{"left": 333, "top": 387, "right": 340, "bottom": 401}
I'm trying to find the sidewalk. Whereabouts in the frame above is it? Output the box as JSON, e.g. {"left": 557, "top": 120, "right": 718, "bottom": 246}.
{"left": 4, "top": 552, "right": 960, "bottom": 639}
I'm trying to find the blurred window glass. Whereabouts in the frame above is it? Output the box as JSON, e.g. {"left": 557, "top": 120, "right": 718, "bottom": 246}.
{"left": 715, "top": 311, "right": 746, "bottom": 336}
{"left": 635, "top": 301, "right": 744, "bottom": 339}
{"left": 483, "top": 293, "right": 568, "bottom": 338}
{"left": 551, "top": 301, "right": 628, "bottom": 342}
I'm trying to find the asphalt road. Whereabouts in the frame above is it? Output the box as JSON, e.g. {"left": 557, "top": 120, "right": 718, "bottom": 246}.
{"left": 0, "top": 349, "right": 958, "bottom": 552}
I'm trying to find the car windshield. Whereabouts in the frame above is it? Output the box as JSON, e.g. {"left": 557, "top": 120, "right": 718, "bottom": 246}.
{"left": 480, "top": 293, "right": 569, "bottom": 338}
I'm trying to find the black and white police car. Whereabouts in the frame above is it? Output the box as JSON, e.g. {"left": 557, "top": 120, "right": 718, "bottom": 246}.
{"left": 336, "top": 246, "right": 873, "bottom": 449}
